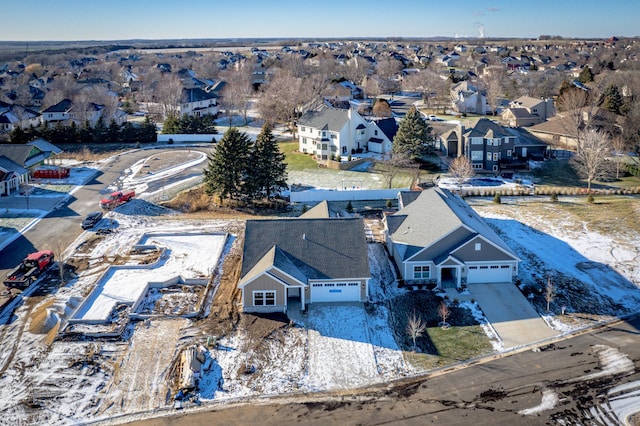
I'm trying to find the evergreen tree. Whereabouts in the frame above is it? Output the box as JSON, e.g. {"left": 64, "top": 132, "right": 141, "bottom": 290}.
{"left": 140, "top": 116, "right": 158, "bottom": 142}
{"left": 107, "top": 119, "right": 120, "bottom": 143}
{"left": 162, "top": 113, "right": 180, "bottom": 134}
{"left": 602, "top": 84, "right": 623, "bottom": 115}
{"left": 577, "top": 66, "right": 594, "bottom": 84}
{"left": 245, "top": 124, "right": 288, "bottom": 200}
{"left": 9, "top": 126, "right": 27, "bottom": 144}
{"left": 392, "top": 106, "right": 433, "bottom": 159}
{"left": 203, "top": 127, "right": 252, "bottom": 201}
{"left": 93, "top": 116, "right": 107, "bottom": 143}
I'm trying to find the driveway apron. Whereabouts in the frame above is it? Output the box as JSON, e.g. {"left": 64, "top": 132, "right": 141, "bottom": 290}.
{"left": 469, "top": 283, "right": 558, "bottom": 348}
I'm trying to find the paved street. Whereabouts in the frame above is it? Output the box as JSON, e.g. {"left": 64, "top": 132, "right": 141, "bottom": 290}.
{"left": 126, "top": 315, "right": 640, "bottom": 426}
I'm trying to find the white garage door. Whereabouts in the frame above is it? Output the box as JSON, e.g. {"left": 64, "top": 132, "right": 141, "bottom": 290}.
{"left": 311, "top": 281, "right": 361, "bottom": 302}
{"left": 467, "top": 264, "right": 512, "bottom": 284}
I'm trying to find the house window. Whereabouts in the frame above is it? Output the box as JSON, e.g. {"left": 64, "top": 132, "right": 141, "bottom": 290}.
{"left": 493, "top": 153, "right": 498, "bottom": 161}
{"left": 331, "top": 133, "right": 337, "bottom": 139}
{"left": 413, "top": 265, "right": 430, "bottom": 279}
{"left": 475, "top": 243, "right": 482, "bottom": 251}
{"left": 507, "top": 149, "right": 512, "bottom": 157}
{"left": 301, "top": 127, "right": 306, "bottom": 132}
{"left": 473, "top": 163, "right": 483, "bottom": 169}
{"left": 302, "top": 138, "right": 307, "bottom": 145}
{"left": 487, "top": 153, "right": 492, "bottom": 161}
{"left": 254, "top": 290, "right": 276, "bottom": 306}
{"left": 471, "top": 151, "right": 483, "bottom": 161}
{"left": 374, "top": 130, "right": 378, "bottom": 136}
{"left": 322, "top": 131, "right": 326, "bottom": 137}
{"left": 342, "top": 146, "right": 347, "bottom": 154}
{"left": 322, "top": 144, "right": 328, "bottom": 151}
{"left": 471, "top": 138, "right": 483, "bottom": 145}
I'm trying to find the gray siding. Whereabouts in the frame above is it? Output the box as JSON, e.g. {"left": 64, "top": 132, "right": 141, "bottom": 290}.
{"left": 452, "top": 236, "right": 516, "bottom": 262}
{"left": 242, "top": 273, "right": 286, "bottom": 307}
{"left": 409, "top": 227, "right": 473, "bottom": 262}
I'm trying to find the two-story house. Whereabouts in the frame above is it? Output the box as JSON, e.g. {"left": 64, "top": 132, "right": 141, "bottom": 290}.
{"left": 463, "top": 119, "right": 515, "bottom": 173}
{"left": 297, "top": 108, "right": 396, "bottom": 160}
{"left": 450, "top": 81, "right": 487, "bottom": 115}
{"left": 501, "top": 96, "right": 555, "bottom": 127}
{"left": 40, "top": 98, "right": 105, "bottom": 126}
{"left": 179, "top": 87, "right": 219, "bottom": 118}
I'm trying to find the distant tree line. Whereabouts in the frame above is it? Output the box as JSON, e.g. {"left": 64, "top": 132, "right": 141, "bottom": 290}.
{"left": 9, "top": 117, "right": 158, "bottom": 145}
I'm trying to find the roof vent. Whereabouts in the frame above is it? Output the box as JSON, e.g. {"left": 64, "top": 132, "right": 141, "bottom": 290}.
{"left": 302, "top": 233, "right": 306, "bottom": 240}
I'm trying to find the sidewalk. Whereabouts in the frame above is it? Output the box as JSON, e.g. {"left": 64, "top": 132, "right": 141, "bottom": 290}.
{"left": 0, "top": 192, "right": 68, "bottom": 252}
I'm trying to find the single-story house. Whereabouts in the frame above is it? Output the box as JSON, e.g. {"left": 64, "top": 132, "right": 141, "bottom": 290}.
{"left": 239, "top": 217, "right": 371, "bottom": 313}
{"left": 384, "top": 187, "right": 520, "bottom": 288}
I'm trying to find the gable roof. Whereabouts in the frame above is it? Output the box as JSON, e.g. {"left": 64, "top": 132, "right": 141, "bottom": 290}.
{"left": 42, "top": 99, "right": 72, "bottom": 114}
{"left": 464, "top": 118, "right": 512, "bottom": 139}
{"left": 0, "top": 155, "right": 28, "bottom": 175}
{"left": 241, "top": 218, "right": 370, "bottom": 283}
{"left": 300, "top": 200, "right": 331, "bottom": 218}
{"left": 389, "top": 187, "right": 517, "bottom": 258}
{"left": 297, "top": 109, "right": 350, "bottom": 132}
{"left": 372, "top": 117, "right": 399, "bottom": 141}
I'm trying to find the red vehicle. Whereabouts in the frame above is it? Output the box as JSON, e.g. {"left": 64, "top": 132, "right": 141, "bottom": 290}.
{"left": 3, "top": 250, "right": 55, "bottom": 289}
{"left": 32, "top": 166, "right": 70, "bottom": 179}
{"left": 100, "top": 189, "right": 135, "bottom": 209}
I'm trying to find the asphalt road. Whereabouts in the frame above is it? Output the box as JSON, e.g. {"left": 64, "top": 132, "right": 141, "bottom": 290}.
{"left": 124, "top": 316, "right": 640, "bottom": 426}
{"left": 0, "top": 146, "right": 213, "bottom": 300}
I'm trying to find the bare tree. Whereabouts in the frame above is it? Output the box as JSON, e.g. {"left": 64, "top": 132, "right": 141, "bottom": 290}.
{"left": 438, "top": 301, "right": 450, "bottom": 328}
{"left": 154, "top": 73, "right": 183, "bottom": 119}
{"left": 484, "top": 73, "right": 504, "bottom": 116}
{"left": 610, "top": 135, "right": 629, "bottom": 179}
{"left": 406, "top": 310, "right": 427, "bottom": 350}
{"left": 448, "top": 156, "right": 474, "bottom": 192}
{"left": 376, "top": 153, "right": 410, "bottom": 189}
{"left": 545, "top": 276, "right": 555, "bottom": 313}
{"left": 557, "top": 88, "right": 589, "bottom": 151}
{"left": 570, "top": 129, "right": 613, "bottom": 191}
{"left": 49, "top": 239, "right": 69, "bottom": 285}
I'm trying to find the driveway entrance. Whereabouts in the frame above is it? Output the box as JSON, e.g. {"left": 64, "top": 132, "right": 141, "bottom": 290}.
{"left": 469, "top": 283, "right": 558, "bottom": 348}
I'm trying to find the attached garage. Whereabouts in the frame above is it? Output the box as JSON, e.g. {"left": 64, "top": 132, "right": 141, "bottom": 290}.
{"left": 311, "top": 281, "right": 362, "bottom": 303}
{"left": 466, "top": 264, "right": 513, "bottom": 284}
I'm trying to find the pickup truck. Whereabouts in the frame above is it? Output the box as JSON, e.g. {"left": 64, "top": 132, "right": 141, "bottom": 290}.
{"left": 3, "top": 250, "right": 55, "bottom": 289}
{"left": 100, "top": 189, "right": 135, "bottom": 209}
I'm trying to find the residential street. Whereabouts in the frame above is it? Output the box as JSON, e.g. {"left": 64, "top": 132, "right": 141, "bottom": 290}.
{"left": 124, "top": 315, "right": 640, "bottom": 425}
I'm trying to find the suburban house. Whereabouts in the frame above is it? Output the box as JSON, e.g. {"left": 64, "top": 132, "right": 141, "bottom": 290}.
{"left": 384, "top": 187, "right": 520, "bottom": 288}
{"left": 179, "top": 87, "right": 219, "bottom": 117}
{"left": 239, "top": 218, "right": 371, "bottom": 313}
{"left": 463, "top": 118, "right": 516, "bottom": 173}
{"left": 501, "top": 96, "right": 555, "bottom": 127}
{"left": 297, "top": 108, "right": 396, "bottom": 158}
{"left": 0, "top": 138, "right": 62, "bottom": 195}
{"left": 450, "top": 81, "right": 487, "bottom": 115}
{"left": 40, "top": 98, "right": 105, "bottom": 126}
{"left": 527, "top": 106, "right": 622, "bottom": 151}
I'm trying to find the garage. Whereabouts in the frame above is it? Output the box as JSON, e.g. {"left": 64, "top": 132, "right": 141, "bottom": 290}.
{"left": 466, "top": 264, "right": 512, "bottom": 284}
{"left": 311, "top": 281, "right": 361, "bottom": 303}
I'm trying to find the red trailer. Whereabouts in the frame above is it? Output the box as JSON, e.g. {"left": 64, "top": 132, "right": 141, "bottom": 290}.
{"left": 32, "top": 166, "right": 70, "bottom": 179}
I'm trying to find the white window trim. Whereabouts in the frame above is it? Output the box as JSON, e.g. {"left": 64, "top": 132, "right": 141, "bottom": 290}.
{"left": 253, "top": 290, "right": 276, "bottom": 306}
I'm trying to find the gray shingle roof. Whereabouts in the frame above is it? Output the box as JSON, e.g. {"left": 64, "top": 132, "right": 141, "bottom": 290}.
{"left": 297, "top": 109, "right": 349, "bottom": 132}
{"left": 464, "top": 118, "right": 512, "bottom": 139}
{"left": 241, "top": 218, "right": 370, "bottom": 282}
{"left": 389, "top": 187, "right": 517, "bottom": 258}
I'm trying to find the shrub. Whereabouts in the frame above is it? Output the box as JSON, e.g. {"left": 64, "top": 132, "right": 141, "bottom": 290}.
{"left": 587, "top": 194, "right": 595, "bottom": 204}
{"left": 550, "top": 193, "right": 558, "bottom": 202}
{"left": 493, "top": 193, "right": 502, "bottom": 204}
{"left": 386, "top": 199, "right": 393, "bottom": 208}
{"left": 168, "top": 138, "right": 174, "bottom": 145}
{"left": 347, "top": 154, "right": 352, "bottom": 161}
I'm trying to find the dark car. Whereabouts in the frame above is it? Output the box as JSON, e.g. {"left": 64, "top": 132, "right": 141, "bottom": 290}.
{"left": 81, "top": 211, "right": 103, "bottom": 229}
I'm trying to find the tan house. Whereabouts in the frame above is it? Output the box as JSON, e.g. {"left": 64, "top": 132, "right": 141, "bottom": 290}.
{"left": 501, "top": 96, "right": 555, "bottom": 127}
{"left": 384, "top": 187, "right": 520, "bottom": 289}
{"left": 239, "top": 217, "right": 371, "bottom": 313}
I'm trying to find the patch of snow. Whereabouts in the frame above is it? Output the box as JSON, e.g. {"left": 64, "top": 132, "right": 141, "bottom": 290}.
{"left": 518, "top": 389, "right": 559, "bottom": 415}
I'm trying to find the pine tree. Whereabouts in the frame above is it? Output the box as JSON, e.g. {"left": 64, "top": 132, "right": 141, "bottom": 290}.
{"left": 602, "top": 84, "right": 623, "bottom": 115}
{"left": 245, "top": 124, "right": 288, "bottom": 200}
{"left": 577, "top": 66, "right": 594, "bottom": 84}
{"left": 392, "top": 106, "right": 433, "bottom": 159}
{"left": 203, "top": 127, "right": 252, "bottom": 201}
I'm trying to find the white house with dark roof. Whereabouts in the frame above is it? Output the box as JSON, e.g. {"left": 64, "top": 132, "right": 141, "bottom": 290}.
{"left": 179, "top": 87, "right": 219, "bottom": 117}
{"left": 40, "top": 98, "right": 104, "bottom": 126}
{"left": 239, "top": 218, "right": 371, "bottom": 313}
{"left": 384, "top": 187, "right": 520, "bottom": 288}
{"left": 297, "top": 108, "right": 396, "bottom": 159}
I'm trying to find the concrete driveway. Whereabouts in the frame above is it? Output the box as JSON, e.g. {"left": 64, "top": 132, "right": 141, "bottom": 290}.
{"left": 469, "top": 283, "right": 558, "bottom": 348}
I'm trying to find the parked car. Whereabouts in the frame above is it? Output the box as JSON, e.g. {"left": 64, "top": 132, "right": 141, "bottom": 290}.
{"left": 82, "top": 211, "right": 103, "bottom": 229}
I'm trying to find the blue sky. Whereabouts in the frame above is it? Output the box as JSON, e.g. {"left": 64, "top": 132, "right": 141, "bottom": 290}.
{"left": 0, "top": 0, "right": 637, "bottom": 41}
